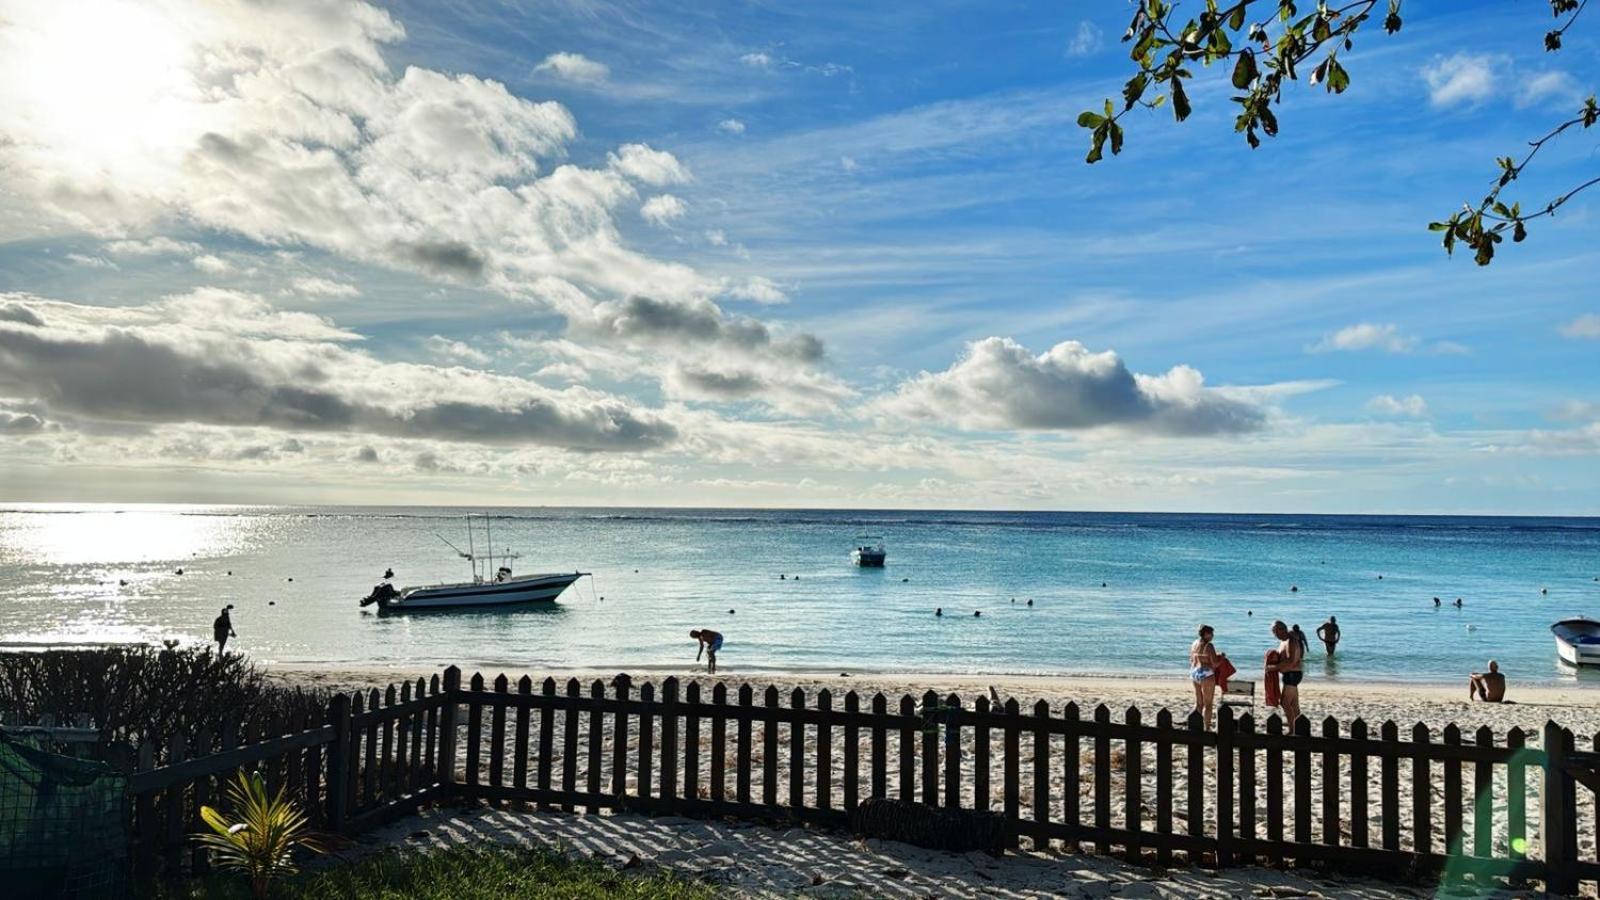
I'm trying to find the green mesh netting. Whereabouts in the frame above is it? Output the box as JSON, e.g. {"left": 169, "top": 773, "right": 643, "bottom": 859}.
{"left": 0, "top": 731, "right": 128, "bottom": 899}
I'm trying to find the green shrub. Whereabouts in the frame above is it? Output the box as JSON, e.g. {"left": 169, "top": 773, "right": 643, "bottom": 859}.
{"left": 0, "top": 647, "right": 329, "bottom": 763}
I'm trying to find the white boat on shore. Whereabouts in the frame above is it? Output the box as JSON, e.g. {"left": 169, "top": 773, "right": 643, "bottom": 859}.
{"left": 1552, "top": 617, "right": 1600, "bottom": 667}
{"left": 361, "top": 516, "right": 587, "bottom": 612}
{"left": 851, "top": 534, "right": 886, "bottom": 567}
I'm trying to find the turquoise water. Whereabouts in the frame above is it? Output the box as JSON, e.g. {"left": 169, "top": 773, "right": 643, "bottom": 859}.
{"left": 1, "top": 505, "right": 1597, "bottom": 684}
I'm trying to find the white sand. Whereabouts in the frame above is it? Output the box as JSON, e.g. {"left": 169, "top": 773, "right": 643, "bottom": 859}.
{"left": 353, "top": 804, "right": 1441, "bottom": 899}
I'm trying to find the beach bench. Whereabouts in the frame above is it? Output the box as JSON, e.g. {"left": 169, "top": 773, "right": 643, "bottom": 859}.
{"left": 1220, "top": 679, "right": 1255, "bottom": 708}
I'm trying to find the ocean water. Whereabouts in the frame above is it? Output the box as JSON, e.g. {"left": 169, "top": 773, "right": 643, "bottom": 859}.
{"left": 1, "top": 504, "right": 1598, "bottom": 684}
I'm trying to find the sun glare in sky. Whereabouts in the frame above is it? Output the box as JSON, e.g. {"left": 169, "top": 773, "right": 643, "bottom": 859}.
{"left": 0, "top": 0, "right": 197, "bottom": 188}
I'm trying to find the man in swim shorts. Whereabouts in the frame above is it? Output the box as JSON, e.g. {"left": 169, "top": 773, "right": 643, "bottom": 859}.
{"left": 691, "top": 629, "right": 724, "bottom": 674}
{"left": 1469, "top": 660, "right": 1506, "bottom": 702}
{"left": 1315, "top": 616, "right": 1341, "bottom": 655}
{"left": 1268, "top": 620, "right": 1304, "bottom": 727}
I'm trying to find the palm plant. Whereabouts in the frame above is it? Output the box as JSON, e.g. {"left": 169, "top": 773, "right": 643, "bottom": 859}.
{"left": 194, "top": 769, "right": 325, "bottom": 900}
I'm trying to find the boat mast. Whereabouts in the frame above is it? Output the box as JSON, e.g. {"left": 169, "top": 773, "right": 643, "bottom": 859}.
{"left": 466, "top": 515, "right": 477, "bottom": 582}
{"left": 485, "top": 514, "right": 494, "bottom": 579}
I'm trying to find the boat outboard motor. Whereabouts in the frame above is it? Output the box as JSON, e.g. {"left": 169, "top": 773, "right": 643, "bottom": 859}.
{"left": 360, "top": 582, "right": 401, "bottom": 608}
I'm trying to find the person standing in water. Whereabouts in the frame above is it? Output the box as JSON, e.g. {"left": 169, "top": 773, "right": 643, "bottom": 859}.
{"left": 691, "top": 629, "right": 724, "bottom": 674}
{"left": 1315, "top": 616, "right": 1341, "bottom": 655}
{"left": 213, "top": 605, "right": 237, "bottom": 654}
{"left": 1267, "top": 620, "right": 1304, "bottom": 727}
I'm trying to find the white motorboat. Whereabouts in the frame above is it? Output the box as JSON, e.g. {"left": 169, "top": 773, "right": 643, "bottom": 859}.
{"left": 361, "top": 516, "right": 587, "bottom": 612}
{"left": 851, "top": 534, "right": 886, "bottom": 568}
{"left": 1552, "top": 617, "right": 1600, "bottom": 667}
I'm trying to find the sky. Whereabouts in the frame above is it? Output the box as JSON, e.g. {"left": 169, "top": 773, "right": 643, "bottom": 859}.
{"left": 0, "top": 0, "right": 1595, "bottom": 514}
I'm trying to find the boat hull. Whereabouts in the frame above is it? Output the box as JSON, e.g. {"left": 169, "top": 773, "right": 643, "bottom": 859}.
{"left": 1552, "top": 618, "right": 1600, "bottom": 667}
{"left": 852, "top": 550, "right": 886, "bottom": 567}
{"left": 386, "top": 573, "right": 583, "bottom": 611}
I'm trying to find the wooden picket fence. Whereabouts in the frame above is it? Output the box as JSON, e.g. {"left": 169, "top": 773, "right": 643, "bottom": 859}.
{"left": 124, "top": 667, "right": 1600, "bottom": 893}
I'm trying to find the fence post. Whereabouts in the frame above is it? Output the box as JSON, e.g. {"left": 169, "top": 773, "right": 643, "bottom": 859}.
{"left": 1216, "top": 704, "right": 1234, "bottom": 867}
{"left": 326, "top": 693, "right": 351, "bottom": 833}
{"left": 1543, "top": 721, "right": 1575, "bottom": 895}
{"left": 437, "top": 666, "right": 461, "bottom": 793}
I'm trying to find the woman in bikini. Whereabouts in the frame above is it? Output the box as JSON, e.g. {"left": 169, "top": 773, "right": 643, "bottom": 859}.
{"left": 1190, "top": 624, "right": 1222, "bottom": 729}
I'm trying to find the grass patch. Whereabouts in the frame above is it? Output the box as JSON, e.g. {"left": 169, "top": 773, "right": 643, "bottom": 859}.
{"left": 150, "top": 845, "right": 718, "bottom": 899}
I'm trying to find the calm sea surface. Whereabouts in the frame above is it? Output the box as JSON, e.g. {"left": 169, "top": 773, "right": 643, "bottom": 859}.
{"left": 1, "top": 505, "right": 1597, "bottom": 684}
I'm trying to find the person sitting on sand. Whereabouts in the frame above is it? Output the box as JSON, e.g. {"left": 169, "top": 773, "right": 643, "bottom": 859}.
{"left": 1189, "top": 625, "right": 1224, "bottom": 729}
{"left": 1316, "top": 616, "right": 1341, "bottom": 655}
{"left": 213, "top": 605, "right": 236, "bottom": 654}
{"left": 691, "top": 629, "right": 724, "bottom": 674}
{"left": 1267, "top": 620, "right": 1304, "bottom": 726}
{"left": 1469, "top": 660, "right": 1506, "bottom": 702}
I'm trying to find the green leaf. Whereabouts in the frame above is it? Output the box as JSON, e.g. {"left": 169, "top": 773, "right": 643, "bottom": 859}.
{"left": 1086, "top": 127, "right": 1107, "bottom": 164}
{"left": 1513, "top": 221, "right": 1528, "bottom": 242}
{"left": 1228, "top": 5, "right": 1247, "bottom": 30}
{"left": 1171, "top": 77, "right": 1192, "bottom": 121}
{"left": 1326, "top": 59, "right": 1350, "bottom": 93}
{"left": 1108, "top": 120, "right": 1124, "bottom": 156}
{"left": 1077, "top": 111, "right": 1106, "bottom": 129}
{"left": 1122, "top": 73, "right": 1148, "bottom": 110}
{"left": 1231, "top": 49, "right": 1258, "bottom": 89}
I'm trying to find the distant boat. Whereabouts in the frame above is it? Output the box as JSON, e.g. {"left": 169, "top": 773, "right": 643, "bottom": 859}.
{"left": 361, "top": 515, "right": 587, "bottom": 612}
{"left": 1552, "top": 617, "right": 1600, "bottom": 667}
{"left": 851, "top": 535, "right": 886, "bottom": 568}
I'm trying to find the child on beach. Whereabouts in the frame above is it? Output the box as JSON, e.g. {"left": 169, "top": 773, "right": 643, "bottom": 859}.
{"left": 691, "top": 629, "right": 724, "bottom": 674}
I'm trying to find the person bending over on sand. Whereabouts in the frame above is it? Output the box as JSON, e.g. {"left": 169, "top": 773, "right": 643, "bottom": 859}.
{"left": 1189, "top": 625, "right": 1223, "bottom": 729}
{"left": 1267, "top": 620, "right": 1304, "bottom": 727}
{"left": 1469, "top": 660, "right": 1506, "bottom": 702}
{"left": 691, "top": 629, "right": 724, "bottom": 674}
{"left": 213, "top": 605, "right": 236, "bottom": 654}
{"left": 1316, "top": 616, "right": 1340, "bottom": 655}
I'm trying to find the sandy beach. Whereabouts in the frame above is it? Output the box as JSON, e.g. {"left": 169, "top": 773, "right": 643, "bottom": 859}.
{"left": 274, "top": 662, "right": 1600, "bottom": 896}
{"left": 271, "top": 663, "right": 1600, "bottom": 735}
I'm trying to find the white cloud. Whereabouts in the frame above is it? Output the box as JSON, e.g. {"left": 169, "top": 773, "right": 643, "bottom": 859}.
{"left": 424, "top": 335, "right": 491, "bottom": 365}
{"left": 877, "top": 337, "right": 1267, "bottom": 436}
{"left": 65, "top": 253, "right": 115, "bottom": 268}
{"left": 1065, "top": 21, "right": 1103, "bottom": 57}
{"left": 740, "top": 52, "right": 773, "bottom": 68}
{"left": 840, "top": 156, "right": 859, "bottom": 173}
{"left": 609, "top": 143, "right": 692, "bottom": 185}
{"left": 717, "top": 118, "right": 746, "bottom": 135}
{"left": 1311, "top": 323, "right": 1415, "bottom": 353}
{"left": 0, "top": 1, "right": 827, "bottom": 415}
{"left": 705, "top": 229, "right": 729, "bottom": 246}
{"left": 1308, "top": 323, "right": 1466, "bottom": 356}
{"left": 533, "top": 52, "right": 610, "bottom": 84}
{"left": 1517, "top": 70, "right": 1579, "bottom": 107}
{"left": 725, "top": 276, "right": 787, "bottom": 305}
{"left": 640, "top": 194, "right": 688, "bottom": 227}
{"left": 290, "top": 276, "right": 360, "bottom": 298}
{"left": 104, "top": 237, "right": 203, "bottom": 257}
{"left": 0, "top": 292, "right": 678, "bottom": 451}
{"left": 191, "top": 254, "right": 233, "bottom": 274}
{"left": 1560, "top": 313, "right": 1600, "bottom": 339}
{"left": 1368, "top": 394, "right": 1428, "bottom": 417}
{"left": 1422, "top": 53, "right": 1499, "bottom": 107}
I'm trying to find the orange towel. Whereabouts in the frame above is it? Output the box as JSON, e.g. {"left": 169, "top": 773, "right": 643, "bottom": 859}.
{"left": 1263, "top": 649, "right": 1282, "bottom": 707}
{"left": 1213, "top": 656, "right": 1237, "bottom": 693}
